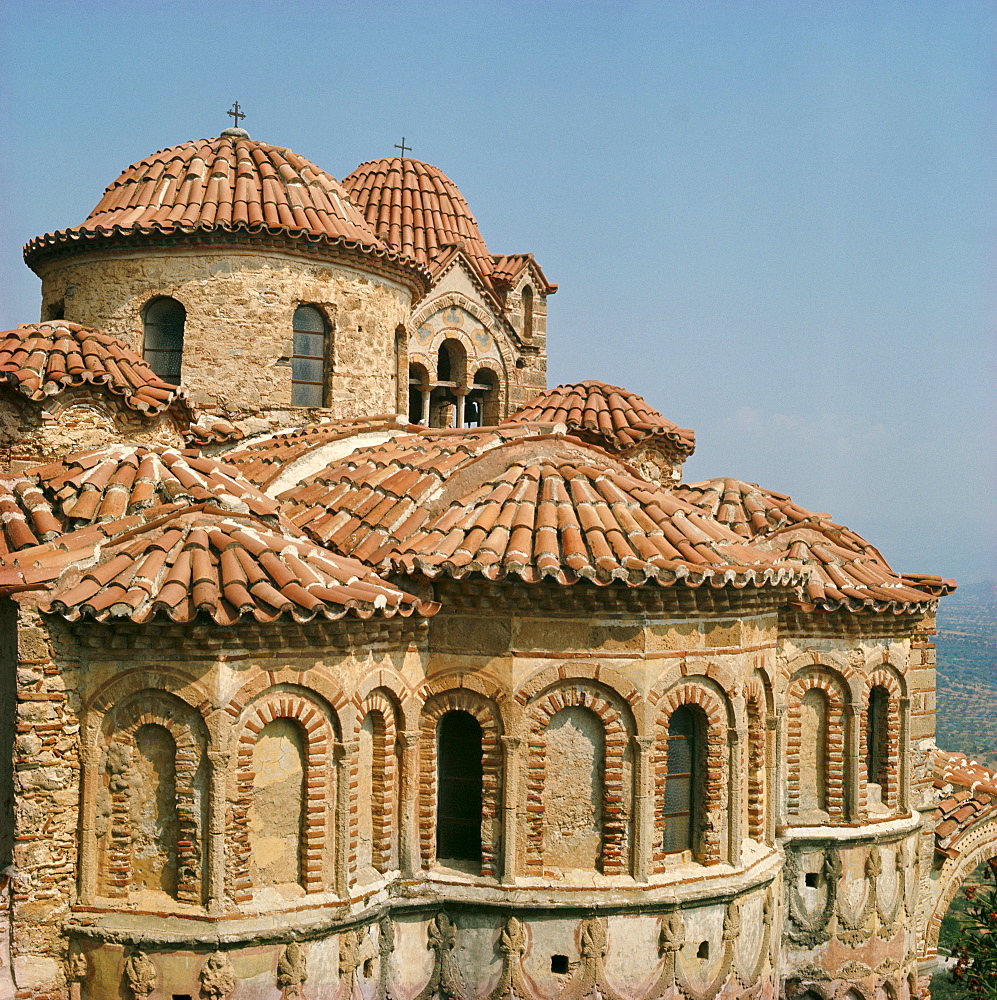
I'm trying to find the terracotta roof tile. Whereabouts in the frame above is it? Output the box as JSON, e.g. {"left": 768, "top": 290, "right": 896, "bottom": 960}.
{"left": 0, "top": 507, "right": 436, "bottom": 625}
{"left": 24, "top": 138, "right": 430, "bottom": 289}
{"left": 674, "top": 477, "right": 953, "bottom": 614}
{"left": 930, "top": 749, "right": 997, "bottom": 853}
{"left": 223, "top": 415, "right": 414, "bottom": 489}
{"left": 489, "top": 253, "right": 557, "bottom": 294}
{"left": 279, "top": 426, "right": 803, "bottom": 591}
{"left": 342, "top": 157, "right": 495, "bottom": 285}
{"left": 0, "top": 322, "right": 190, "bottom": 417}
{"left": 184, "top": 414, "right": 245, "bottom": 447}
{"left": 505, "top": 381, "right": 695, "bottom": 457}
{"left": 25, "top": 445, "right": 282, "bottom": 528}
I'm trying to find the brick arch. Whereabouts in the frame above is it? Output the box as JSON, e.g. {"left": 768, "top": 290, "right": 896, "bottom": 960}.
{"left": 515, "top": 664, "right": 643, "bottom": 725}
{"left": 653, "top": 681, "right": 730, "bottom": 868}
{"left": 419, "top": 689, "right": 503, "bottom": 876}
{"left": 229, "top": 686, "right": 337, "bottom": 900}
{"left": 860, "top": 668, "right": 904, "bottom": 813}
{"left": 411, "top": 290, "right": 515, "bottom": 387}
{"left": 648, "top": 663, "right": 739, "bottom": 722}
{"left": 223, "top": 668, "right": 348, "bottom": 740}
{"left": 85, "top": 665, "right": 211, "bottom": 720}
{"left": 778, "top": 648, "right": 858, "bottom": 692}
{"left": 352, "top": 668, "right": 410, "bottom": 708}
{"left": 785, "top": 667, "right": 850, "bottom": 821}
{"left": 355, "top": 688, "right": 401, "bottom": 874}
{"left": 97, "top": 689, "right": 206, "bottom": 905}
{"left": 524, "top": 681, "right": 636, "bottom": 875}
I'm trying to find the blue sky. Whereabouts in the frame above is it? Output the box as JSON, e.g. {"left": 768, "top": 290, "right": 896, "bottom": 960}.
{"left": 1, "top": 0, "right": 993, "bottom": 584}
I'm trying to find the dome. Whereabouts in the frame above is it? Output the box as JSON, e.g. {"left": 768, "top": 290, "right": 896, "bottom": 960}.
{"left": 24, "top": 136, "right": 426, "bottom": 280}
{"left": 342, "top": 156, "right": 494, "bottom": 282}
{"left": 505, "top": 380, "right": 696, "bottom": 456}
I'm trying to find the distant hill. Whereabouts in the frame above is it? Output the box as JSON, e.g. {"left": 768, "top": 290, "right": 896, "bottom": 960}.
{"left": 935, "top": 581, "right": 997, "bottom": 768}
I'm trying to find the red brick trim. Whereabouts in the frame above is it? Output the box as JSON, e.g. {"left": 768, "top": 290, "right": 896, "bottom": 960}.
{"left": 419, "top": 690, "right": 503, "bottom": 877}
{"left": 744, "top": 678, "right": 768, "bottom": 843}
{"left": 861, "top": 668, "right": 903, "bottom": 813}
{"left": 357, "top": 690, "right": 399, "bottom": 873}
{"left": 524, "top": 684, "right": 633, "bottom": 875}
{"left": 230, "top": 689, "right": 335, "bottom": 901}
{"left": 652, "top": 683, "right": 727, "bottom": 869}
{"left": 97, "top": 691, "right": 204, "bottom": 904}
{"left": 785, "top": 668, "right": 848, "bottom": 820}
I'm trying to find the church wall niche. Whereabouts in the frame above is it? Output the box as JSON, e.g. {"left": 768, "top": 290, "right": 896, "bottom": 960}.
{"left": 785, "top": 668, "right": 848, "bottom": 823}
{"left": 94, "top": 690, "right": 205, "bottom": 905}
{"left": 525, "top": 683, "right": 633, "bottom": 875}
{"left": 418, "top": 690, "right": 502, "bottom": 877}
{"left": 653, "top": 682, "right": 729, "bottom": 868}
{"left": 860, "top": 668, "right": 903, "bottom": 816}
{"left": 541, "top": 706, "right": 605, "bottom": 870}
{"left": 230, "top": 688, "right": 336, "bottom": 900}
{"left": 248, "top": 718, "right": 306, "bottom": 888}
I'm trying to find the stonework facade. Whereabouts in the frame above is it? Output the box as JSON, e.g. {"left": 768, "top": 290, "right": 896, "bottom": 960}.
{"left": 0, "top": 128, "right": 990, "bottom": 1000}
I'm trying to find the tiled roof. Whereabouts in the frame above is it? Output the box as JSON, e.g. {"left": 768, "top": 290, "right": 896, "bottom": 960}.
{"left": 674, "top": 478, "right": 953, "bottom": 612}
{"left": 342, "top": 157, "right": 494, "bottom": 283}
{"left": 931, "top": 749, "right": 997, "bottom": 855}
{"left": 279, "top": 426, "right": 803, "bottom": 589}
{"left": 224, "top": 415, "right": 414, "bottom": 489}
{"left": 504, "top": 381, "right": 696, "bottom": 456}
{"left": 24, "top": 138, "right": 429, "bottom": 287}
{"left": 25, "top": 445, "right": 282, "bottom": 528}
{"left": 490, "top": 253, "right": 557, "bottom": 295}
{"left": 185, "top": 414, "right": 245, "bottom": 447}
{"left": 0, "top": 322, "right": 189, "bottom": 417}
{"left": 0, "top": 506, "right": 436, "bottom": 625}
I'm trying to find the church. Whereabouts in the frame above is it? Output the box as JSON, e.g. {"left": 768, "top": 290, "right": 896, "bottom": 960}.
{"left": 0, "top": 116, "right": 992, "bottom": 1000}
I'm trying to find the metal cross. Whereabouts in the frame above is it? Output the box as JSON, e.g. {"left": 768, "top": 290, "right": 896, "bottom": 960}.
{"left": 394, "top": 137, "right": 411, "bottom": 158}
{"left": 227, "top": 102, "right": 246, "bottom": 129}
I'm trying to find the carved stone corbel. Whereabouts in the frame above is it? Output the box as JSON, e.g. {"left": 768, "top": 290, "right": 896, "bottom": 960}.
{"left": 200, "top": 951, "right": 236, "bottom": 999}
{"left": 414, "top": 912, "right": 469, "bottom": 1000}
{"left": 123, "top": 950, "right": 158, "bottom": 1000}
{"left": 277, "top": 942, "right": 308, "bottom": 999}
{"left": 485, "top": 916, "right": 535, "bottom": 1000}
{"left": 560, "top": 917, "right": 624, "bottom": 1000}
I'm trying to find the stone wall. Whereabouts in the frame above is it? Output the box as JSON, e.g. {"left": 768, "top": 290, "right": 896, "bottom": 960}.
{"left": 36, "top": 248, "right": 413, "bottom": 419}
{"left": 0, "top": 388, "right": 184, "bottom": 471}
{"left": 4, "top": 584, "right": 935, "bottom": 999}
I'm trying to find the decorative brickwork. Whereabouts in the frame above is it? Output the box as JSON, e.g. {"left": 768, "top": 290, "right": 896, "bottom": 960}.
{"left": 652, "top": 682, "right": 728, "bottom": 868}
{"left": 357, "top": 690, "right": 399, "bottom": 874}
{"left": 744, "top": 676, "right": 769, "bottom": 843}
{"left": 524, "top": 684, "right": 633, "bottom": 875}
{"left": 95, "top": 690, "right": 204, "bottom": 904}
{"left": 786, "top": 668, "right": 848, "bottom": 821}
{"left": 230, "top": 689, "right": 336, "bottom": 900}
{"left": 418, "top": 690, "right": 502, "bottom": 876}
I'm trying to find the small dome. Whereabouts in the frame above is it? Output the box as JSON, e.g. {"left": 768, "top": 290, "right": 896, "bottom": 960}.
{"left": 505, "top": 380, "right": 696, "bottom": 456}
{"left": 24, "top": 136, "right": 425, "bottom": 275}
{"left": 342, "top": 156, "right": 494, "bottom": 281}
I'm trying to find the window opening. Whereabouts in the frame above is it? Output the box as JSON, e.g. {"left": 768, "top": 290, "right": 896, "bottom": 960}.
{"left": 805, "top": 872, "right": 819, "bottom": 888}
{"left": 867, "top": 685, "right": 890, "bottom": 790}
{"left": 696, "top": 941, "right": 709, "bottom": 960}
{"left": 551, "top": 955, "right": 569, "bottom": 974}
{"left": 464, "top": 368, "right": 499, "bottom": 427}
{"left": 436, "top": 711, "right": 482, "bottom": 863}
{"left": 143, "top": 297, "right": 186, "bottom": 385}
{"left": 522, "top": 285, "right": 534, "bottom": 340}
{"left": 663, "top": 705, "right": 699, "bottom": 855}
{"left": 408, "top": 364, "right": 430, "bottom": 424}
{"left": 291, "top": 305, "right": 327, "bottom": 407}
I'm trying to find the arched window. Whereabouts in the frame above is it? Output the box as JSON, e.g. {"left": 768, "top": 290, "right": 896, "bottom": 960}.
{"left": 522, "top": 285, "right": 534, "bottom": 340}
{"left": 408, "top": 363, "right": 430, "bottom": 424}
{"left": 436, "top": 711, "right": 482, "bottom": 863}
{"left": 464, "top": 368, "right": 499, "bottom": 427}
{"left": 291, "top": 305, "right": 328, "bottom": 407}
{"left": 664, "top": 706, "right": 702, "bottom": 856}
{"left": 867, "top": 685, "right": 890, "bottom": 806}
{"left": 799, "top": 689, "right": 829, "bottom": 814}
{"left": 143, "top": 297, "right": 186, "bottom": 384}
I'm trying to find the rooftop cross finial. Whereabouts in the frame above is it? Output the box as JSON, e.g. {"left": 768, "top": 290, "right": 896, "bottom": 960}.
{"left": 227, "top": 102, "right": 246, "bottom": 129}
{"left": 394, "top": 137, "right": 411, "bottom": 159}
